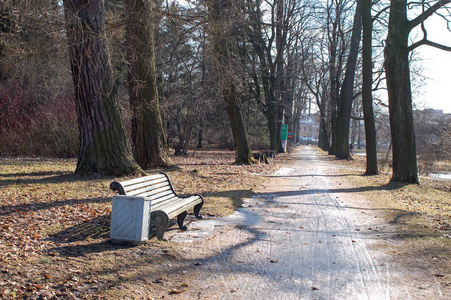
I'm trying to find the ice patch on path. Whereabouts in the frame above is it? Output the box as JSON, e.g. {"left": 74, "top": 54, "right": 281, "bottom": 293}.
{"left": 273, "top": 167, "right": 296, "bottom": 176}
{"left": 429, "top": 173, "right": 451, "bottom": 180}
{"left": 169, "top": 194, "right": 275, "bottom": 243}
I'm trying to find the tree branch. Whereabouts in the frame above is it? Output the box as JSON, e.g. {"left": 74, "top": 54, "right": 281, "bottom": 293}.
{"left": 409, "top": 0, "right": 451, "bottom": 30}
{"left": 372, "top": 5, "right": 390, "bottom": 23}
{"left": 408, "top": 38, "right": 451, "bottom": 52}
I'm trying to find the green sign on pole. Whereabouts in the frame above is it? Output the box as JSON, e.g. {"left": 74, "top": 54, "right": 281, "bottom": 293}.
{"left": 281, "top": 124, "right": 288, "bottom": 141}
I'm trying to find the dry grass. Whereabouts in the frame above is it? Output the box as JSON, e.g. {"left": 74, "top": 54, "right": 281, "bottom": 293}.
{"left": 331, "top": 154, "right": 451, "bottom": 289}
{"left": 340, "top": 155, "right": 451, "bottom": 235}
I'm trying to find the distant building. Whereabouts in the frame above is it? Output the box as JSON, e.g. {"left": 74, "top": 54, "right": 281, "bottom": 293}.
{"left": 413, "top": 109, "right": 450, "bottom": 121}
{"left": 299, "top": 113, "right": 319, "bottom": 144}
{"left": 413, "top": 108, "right": 451, "bottom": 158}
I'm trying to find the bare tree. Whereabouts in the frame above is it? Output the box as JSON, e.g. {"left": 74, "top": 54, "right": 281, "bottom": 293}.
{"left": 335, "top": 0, "right": 362, "bottom": 159}
{"left": 384, "top": 0, "right": 451, "bottom": 183}
{"left": 206, "top": 0, "right": 255, "bottom": 164}
{"left": 361, "top": 0, "right": 378, "bottom": 175}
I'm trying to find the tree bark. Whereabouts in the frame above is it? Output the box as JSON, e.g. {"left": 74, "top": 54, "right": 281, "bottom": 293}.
{"left": 63, "top": 0, "right": 142, "bottom": 175}
{"left": 384, "top": 0, "right": 418, "bottom": 183}
{"left": 336, "top": 0, "right": 362, "bottom": 159}
{"left": 361, "top": 0, "right": 378, "bottom": 175}
{"left": 318, "top": 115, "right": 331, "bottom": 151}
{"left": 207, "top": 0, "right": 255, "bottom": 164}
{"left": 125, "top": 0, "right": 173, "bottom": 169}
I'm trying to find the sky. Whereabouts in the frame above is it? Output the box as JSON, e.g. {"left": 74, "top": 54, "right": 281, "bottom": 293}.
{"left": 417, "top": 48, "right": 451, "bottom": 113}
{"left": 413, "top": 11, "right": 451, "bottom": 114}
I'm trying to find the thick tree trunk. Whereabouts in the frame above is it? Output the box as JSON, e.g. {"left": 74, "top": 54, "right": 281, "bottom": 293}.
{"left": 63, "top": 0, "right": 142, "bottom": 175}
{"left": 336, "top": 0, "right": 362, "bottom": 159}
{"left": 361, "top": 0, "right": 378, "bottom": 175}
{"left": 125, "top": 0, "right": 173, "bottom": 169}
{"left": 384, "top": 0, "right": 418, "bottom": 183}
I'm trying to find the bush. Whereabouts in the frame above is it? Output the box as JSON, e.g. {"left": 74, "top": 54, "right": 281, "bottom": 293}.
{"left": 0, "top": 80, "right": 78, "bottom": 157}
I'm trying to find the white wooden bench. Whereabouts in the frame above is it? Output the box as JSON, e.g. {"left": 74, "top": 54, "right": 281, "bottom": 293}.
{"left": 110, "top": 173, "right": 203, "bottom": 241}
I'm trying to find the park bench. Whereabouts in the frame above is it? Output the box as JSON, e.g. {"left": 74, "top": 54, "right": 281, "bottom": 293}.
{"left": 109, "top": 173, "right": 203, "bottom": 242}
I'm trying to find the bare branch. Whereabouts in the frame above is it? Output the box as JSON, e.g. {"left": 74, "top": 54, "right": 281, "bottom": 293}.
{"left": 408, "top": 37, "right": 451, "bottom": 52}
{"left": 409, "top": 0, "right": 451, "bottom": 30}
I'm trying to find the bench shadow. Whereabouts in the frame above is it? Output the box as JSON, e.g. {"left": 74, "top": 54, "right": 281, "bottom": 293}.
{"left": 47, "top": 215, "right": 111, "bottom": 244}
{"left": 46, "top": 216, "right": 184, "bottom": 257}
{"left": 46, "top": 215, "right": 134, "bottom": 257}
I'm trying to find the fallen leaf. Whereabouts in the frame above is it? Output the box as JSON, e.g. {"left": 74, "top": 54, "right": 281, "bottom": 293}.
{"left": 169, "top": 289, "right": 183, "bottom": 294}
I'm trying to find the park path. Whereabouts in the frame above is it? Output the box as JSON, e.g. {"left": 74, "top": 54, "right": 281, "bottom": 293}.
{"left": 165, "top": 146, "right": 427, "bottom": 299}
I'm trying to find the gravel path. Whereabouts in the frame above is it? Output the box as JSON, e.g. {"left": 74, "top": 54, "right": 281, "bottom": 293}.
{"left": 164, "top": 146, "right": 440, "bottom": 299}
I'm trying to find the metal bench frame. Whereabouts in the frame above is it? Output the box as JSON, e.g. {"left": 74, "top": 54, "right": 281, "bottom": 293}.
{"left": 110, "top": 172, "right": 203, "bottom": 240}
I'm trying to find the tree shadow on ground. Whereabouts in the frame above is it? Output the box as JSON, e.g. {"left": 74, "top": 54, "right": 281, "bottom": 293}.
{"left": 0, "top": 173, "right": 117, "bottom": 186}
{"left": 0, "top": 196, "right": 111, "bottom": 216}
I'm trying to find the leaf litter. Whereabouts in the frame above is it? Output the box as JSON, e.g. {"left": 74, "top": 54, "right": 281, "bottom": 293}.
{"left": 0, "top": 150, "right": 281, "bottom": 298}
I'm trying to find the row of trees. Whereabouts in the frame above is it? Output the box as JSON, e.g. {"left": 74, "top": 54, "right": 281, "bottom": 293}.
{"left": 0, "top": 0, "right": 450, "bottom": 183}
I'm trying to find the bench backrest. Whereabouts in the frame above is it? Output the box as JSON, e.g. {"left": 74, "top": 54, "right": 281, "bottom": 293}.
{"left": 110, "top": 173, "right": 176, "bottom": 200}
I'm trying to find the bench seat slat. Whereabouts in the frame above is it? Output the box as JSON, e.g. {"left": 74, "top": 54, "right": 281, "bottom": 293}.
{"left": 121, "top": 177, "right": 168, "bottom": 193}
{"left": 126, "top": 182, "right": 172, "bottom": 196}
{"left": 120, "top": 174, "right": 166, "bottom": 187}
{"left": 152, "top": 196, "right": 202, "bottom": 218}
{"left": 153, "top": 195, "right": 202, "bottom": 212}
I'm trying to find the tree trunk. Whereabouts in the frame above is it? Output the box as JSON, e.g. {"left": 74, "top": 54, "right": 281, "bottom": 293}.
{"left": 384, "top": 0, "right": 418, "bottom": 183}
{"left": 336, "top": 0, "right": 362, "bottom": 159}
{"left": 125, "top": 0, "right": 173, "bottom": 169}
{"left": 361, "top": 0, "right": 378, "bottom": 175}
{"left": 264, "top": 71, "right": 278, "bottom": 152}
{"left": 207, "top": 0, "right": 254, "bottom": 164}
{"left": 224, "top": 83, "right": 254, "bottom": 164}
{"left": 327, "top": 10, "right": 339, "bottom": 156}
{"left": 63, "top": 0, "right": 142, "bottom": 175}
{"left": 318, "top": 112, "right": 330, "bottom": 151}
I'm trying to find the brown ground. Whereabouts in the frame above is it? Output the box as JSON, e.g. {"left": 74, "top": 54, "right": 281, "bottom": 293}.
{"left": 0, "top": 147, "right": 450, "bottom": 299}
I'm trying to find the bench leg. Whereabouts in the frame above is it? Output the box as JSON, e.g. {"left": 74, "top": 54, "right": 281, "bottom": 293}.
{"left": 177, "top": 211, "right": 188, "bottom": 230}
{"left": 151, "top": 211, "right": 170, "bottom": 241}
{"left": 194, "top": 202, "right": 203, "bottom": 219}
